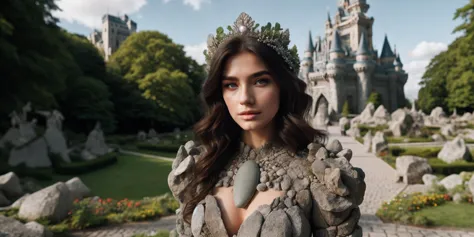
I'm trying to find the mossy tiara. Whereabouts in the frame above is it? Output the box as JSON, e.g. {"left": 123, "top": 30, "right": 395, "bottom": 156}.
{"left": 203, "top": 12, "right": 301, "bottom": 75}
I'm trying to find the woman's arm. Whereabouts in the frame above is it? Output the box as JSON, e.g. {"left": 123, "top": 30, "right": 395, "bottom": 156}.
{"left": 307, "top": 139, "right": 366, "bottom": 236}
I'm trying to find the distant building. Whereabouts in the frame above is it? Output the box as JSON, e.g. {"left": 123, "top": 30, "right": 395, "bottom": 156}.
{"left": 300, "top": 0, "right": 408, "bottom": 126}
{"left": 88, "top": 14, "right": 137, "bottom": 61}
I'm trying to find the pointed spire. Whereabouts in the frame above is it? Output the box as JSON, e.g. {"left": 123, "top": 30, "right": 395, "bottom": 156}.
{"left": 327, "top": 12, "right": 332, "bottom": 27}
{"left": 306, "top": 31, "right": 315, "bottom": 52}
{"left": 394, "top": 53, "right": 403, "bottom": 67}
{"left": 356, "top": 32, "right": 369, "bottom": 55}
{"left": 330, "top": 30, "right": 343, "bottom": 53}
{"left": 380, "top": 34, "right": 395, "bottom": 58}
{"left": 317, "top": 36, "right": 322, "bottom": 52}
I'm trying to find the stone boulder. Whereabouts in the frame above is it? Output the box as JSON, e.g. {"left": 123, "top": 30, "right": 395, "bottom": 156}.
{"left": 0, "top": 215, "right": 48, "bottom": 237}
{"left": 422, "top": 174, "right": 439, "bottom": 187}
{"left": 370, "top": 105, "right": 390, "bottom": 125}
{"left": 441, "top": 124, "right": 455, "bottom": 137}
{"left": 395, "top": 156, "right": 432, "bottom": 184}
{"left": 431, "top": 134, "right": 445, "bottom": 142}
{"left": 389, "top": 109, "right": 414, "bottom": 137}
{"left": 371, "top": 131, "right": 388, "bottom": 155}
{"left": 18, "top": 182, "right": 73, "bottom": 223}
{"left": 429, "top": 107, "right": 449, "bottom": 125}
{"left": 359, "top": 103, "right": 375, "bottom": 124}
{"left": 65, "top": 177, "right": 92, "bottom": 201}
{"left": 437, "top": 136, "right": 473, "bottom": 164}
{"left": 0, "top": 172, "right": 23, "bottom": 199}
{"left": 439, "top": 174, "right": 463, "bottom": 190}
{"left": 469, "top": 175, "right": 474, "bottom": 196}
{"left": 339, "top": 117, "right": 349, "bottom": 132}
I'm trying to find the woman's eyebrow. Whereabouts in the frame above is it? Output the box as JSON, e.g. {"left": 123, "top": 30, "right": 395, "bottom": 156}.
{"left": 223, "top": 70, "right": 271, "bottom": 81}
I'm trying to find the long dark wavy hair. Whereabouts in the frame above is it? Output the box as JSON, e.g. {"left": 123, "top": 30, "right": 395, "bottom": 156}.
{"left": 181, "top": 35, "right": 327, "bottom": 223}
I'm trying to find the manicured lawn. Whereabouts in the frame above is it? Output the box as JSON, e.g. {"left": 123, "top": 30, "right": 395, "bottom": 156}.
{"left": 414, "top": 202, "right": 474, "bottom": 229}
{"left": 121, "top": 143, "right": 177, "bottom": 158}
{"left": 38, "top": 154, "right": 173, "bottom": 200}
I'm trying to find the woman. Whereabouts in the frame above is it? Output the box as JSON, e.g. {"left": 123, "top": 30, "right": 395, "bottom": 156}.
{"left": 168, "top": 12, "right": 366, "bottom": 237}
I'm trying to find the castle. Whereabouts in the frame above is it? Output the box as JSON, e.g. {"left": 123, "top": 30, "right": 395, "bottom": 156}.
{"left": 299, "top": 0, "right": 408, "bottom": 127}
{"left": 88, "top": 14, "right": 137, "bottom": 61}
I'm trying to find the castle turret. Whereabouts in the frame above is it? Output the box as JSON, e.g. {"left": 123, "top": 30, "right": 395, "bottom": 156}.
{"left": 394, "top": 53, "right": 404, "bottom": 72}
{"left": 380, "top": 34, "right": 399, "bottom": 111}
{"left": 301, "top": 31, "right": 315, "bottom": 78}
{"left": 326, "top": 12, "right": 333, "bottom": 29}
{"left": 380, "top": 34, "right": 396, "bottom": 67}
{"left": 353, "top": 32, "right": 375, "bottom": 112}
{"left": 326, "top": 30, "right": 345, "bottom": 113}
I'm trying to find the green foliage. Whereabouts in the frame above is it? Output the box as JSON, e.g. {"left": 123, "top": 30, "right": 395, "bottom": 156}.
{"left": 50, "top": 152, "right": 118, "bottom": 175}
{"left": 367, "top": 92, "right": 383, "bottom": 109}
{"left": 342, "top": 100, "right": 350, "bottom": 117}
{"left": 376, "top": 193, "right": 451, "bottom": 226}
{"left": 418, "top": 1, "right": 474, "bottom": 114}
{"left": 0, "top": 0, "right": 73, "bottom": 130}
{"left": 57, "top": 194, "right": 177, "bottom": 231}
{"left": 109, "top": 31, "right": 205, "bottom": 129}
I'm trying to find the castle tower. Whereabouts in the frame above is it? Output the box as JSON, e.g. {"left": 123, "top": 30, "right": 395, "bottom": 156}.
{"left": 379, "top": 34, "right": 398, "bottom": 110}
{"left": 301, "top": 31, "right": 315, "bottom": 79}
{"left": 353, "top": 32, "right": 375, "bottom": 112}
{"left": 326, "top": 30, "right": 345, "bottom": 113}
{"left": 394, "top": 53, "right": 408, "bottom": 108}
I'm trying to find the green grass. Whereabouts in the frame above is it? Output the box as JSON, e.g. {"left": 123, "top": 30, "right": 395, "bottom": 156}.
{"left": 122, "top": 143, "right": 177, "bottom": 158}
{"left": 38, "top": 154, "right": 172, "bottom": 200}
{"left": 387, "top": 136, "right": 434, "bottom": 143}
{"left": 414, "top": 202, "right": 474, "bottom": 229}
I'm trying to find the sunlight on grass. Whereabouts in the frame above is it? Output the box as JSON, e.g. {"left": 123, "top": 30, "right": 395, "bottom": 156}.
{"left": 415, "top": 202, "right": 474, "bottom": 228}
{"left": 39, "top": 155, "right": 172, "bottom": 200}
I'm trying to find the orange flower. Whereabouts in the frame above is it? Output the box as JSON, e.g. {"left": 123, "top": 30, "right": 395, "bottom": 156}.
{"left": 135, "top": 202, "right": 141, "bottom": 207}
{"left": 107, "top": 198, "right": 112, "bottom": 203}
{"left": 74, "top": 199, "right": 79, "bottom": 204}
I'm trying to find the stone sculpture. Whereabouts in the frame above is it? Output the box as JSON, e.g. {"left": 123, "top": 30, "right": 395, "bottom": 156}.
{"left": 84, "top": 122, "right": 110, "bottom": 157}
{"left": 36, "top": 110, "right": 70, "bottom": 163}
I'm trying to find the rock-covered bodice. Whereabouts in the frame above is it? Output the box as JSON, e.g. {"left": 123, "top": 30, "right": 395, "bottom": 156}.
{"left": 168, "top": 140, "right": 366, "bottom": 237}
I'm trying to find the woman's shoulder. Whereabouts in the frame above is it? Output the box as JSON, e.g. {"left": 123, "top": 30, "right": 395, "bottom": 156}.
{"left": 167, "top": 140, "right": 205, "bottom": 203}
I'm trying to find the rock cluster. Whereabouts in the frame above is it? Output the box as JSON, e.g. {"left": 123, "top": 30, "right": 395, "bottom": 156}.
{"left": 168, "top": 139, "right": 366, "bottom": 236}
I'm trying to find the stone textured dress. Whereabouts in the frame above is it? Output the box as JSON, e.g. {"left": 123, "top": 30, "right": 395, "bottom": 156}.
{"left": 167, "top": 139, "right": 366, "bottom": 237}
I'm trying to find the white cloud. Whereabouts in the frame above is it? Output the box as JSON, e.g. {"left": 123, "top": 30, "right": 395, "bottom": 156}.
{"left": 163, "top": 0, "right": 210, "bottom": 11}
{"left": 54, "top": 0, "right": 147, "bottom": 29}
{"left": 404, "top": 41, "right": 447, "bottom": 100}
{"left": 184, "top": 42, "right": 207, "bottom": 64}
{"left": 410, "top": 41, "right": 447, "bottom": 60}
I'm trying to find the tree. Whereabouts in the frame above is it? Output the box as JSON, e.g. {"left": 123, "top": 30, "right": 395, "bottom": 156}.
{"left": 0, "top": 0, "right": 72, "bottom": 129}
{"left": 108, "top": 31, "right": 205, "bottom": 129}
{"left": 417, "top": 0, "right": 474, "bottom": 114}
{"left": 342, "top": 100, "right": 350, "bottom": 117}
{"left": 367, "top": 92, "right": 383, "bottom": 109}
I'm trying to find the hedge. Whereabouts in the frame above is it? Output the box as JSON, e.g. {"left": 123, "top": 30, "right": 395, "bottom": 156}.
{"left": 50, "top": 152, "right": 118, "bottom": 175}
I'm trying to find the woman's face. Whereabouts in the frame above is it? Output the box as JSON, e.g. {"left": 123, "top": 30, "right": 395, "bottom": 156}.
{"left": 222, "top": 51, "right": 280, "bottom": 132}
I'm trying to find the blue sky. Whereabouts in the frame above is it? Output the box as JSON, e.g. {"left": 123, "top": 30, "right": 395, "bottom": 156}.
{"left": 54, "top": 0, "right": 468, "bottom": 100}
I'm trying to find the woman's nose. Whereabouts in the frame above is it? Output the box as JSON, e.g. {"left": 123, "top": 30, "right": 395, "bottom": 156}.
{"left": 239, "top": 85, "right": 255, "bottom": 105}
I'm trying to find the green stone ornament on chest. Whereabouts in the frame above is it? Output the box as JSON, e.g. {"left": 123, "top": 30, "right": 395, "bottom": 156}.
{"left": 233, "top": 160, "right": 260, "bottom": 208}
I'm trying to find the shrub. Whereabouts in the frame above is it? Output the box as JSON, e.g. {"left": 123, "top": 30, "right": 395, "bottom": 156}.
{"left": 367, "top": 92, "right": 383, "bottom": 109}
{"left": 342, "top": 100, "right": 350, "bottom": 117}
{"left": 376, "top": 192, "right": 450, "bottom": 226}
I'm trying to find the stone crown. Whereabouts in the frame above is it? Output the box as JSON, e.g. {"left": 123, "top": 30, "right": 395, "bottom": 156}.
{"left": 203, "top": 12, "right": 300, "bottom": 75}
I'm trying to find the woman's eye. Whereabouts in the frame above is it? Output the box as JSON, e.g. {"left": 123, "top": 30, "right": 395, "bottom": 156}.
{"left": 224, "top": 83, "right": 237, "bottom": 89}
{"left": 256, "top": 78, "right": 270, "bottom": 85}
